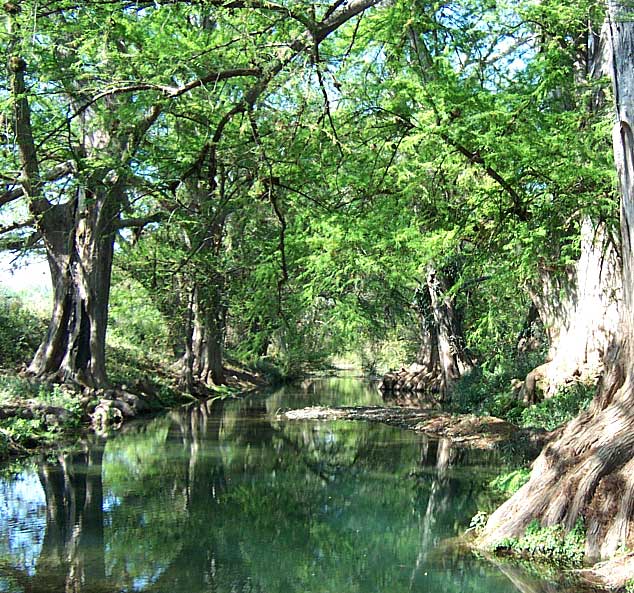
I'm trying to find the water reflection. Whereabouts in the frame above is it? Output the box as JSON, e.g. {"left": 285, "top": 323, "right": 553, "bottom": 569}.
{"left": 266, "top": 375, "right": 384, "bottom": 409}
{"left": 0, "top": 381, "right": 602, "bottom": 593}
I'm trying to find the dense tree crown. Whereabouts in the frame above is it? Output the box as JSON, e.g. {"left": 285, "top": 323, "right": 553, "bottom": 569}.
{"left": 0, "top": 0, "right": 618, "bottom": 390}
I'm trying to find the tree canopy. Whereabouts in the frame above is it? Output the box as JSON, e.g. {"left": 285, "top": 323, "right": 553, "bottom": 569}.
{"left": 0, "top": 0, "right": 618, "bottom": 390}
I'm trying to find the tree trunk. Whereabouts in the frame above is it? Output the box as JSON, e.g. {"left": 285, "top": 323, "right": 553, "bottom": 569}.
{"left": 518, "top": 16, "right": 619, "bottom": 403}
{"left": 8, "top": 36, "right": 126, "bottom": 389}
{"left": 415, "top": 284, "right": 440, "bottom": 373}
{"left": 426, "top": 266, "right": 474, "bottom": 398}
{"left": 28, "top": 182, "right": 120, "bottom": 387}
{"left": 181, "top": 283, "right": 226, "bottom": 388}
{"left": 191, "top": 284, "right": 226, "bottom": 386}
{"left": 382, "top": 265, "right": 473, "bottom": 399}
{"left": 520, "top": 219, "right": 621, "bottom": 403}
{"left": 480, "top": 0, "right": 634, "bottom": 563}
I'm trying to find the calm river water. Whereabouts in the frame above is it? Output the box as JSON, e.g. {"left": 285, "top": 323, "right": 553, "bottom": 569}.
{"left": 0, "top": 377, "right": 598, "bottom": 593}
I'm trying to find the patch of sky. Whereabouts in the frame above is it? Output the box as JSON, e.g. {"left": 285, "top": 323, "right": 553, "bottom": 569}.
{"left": 0, "top": 251, "right": 50, "bottom": 296}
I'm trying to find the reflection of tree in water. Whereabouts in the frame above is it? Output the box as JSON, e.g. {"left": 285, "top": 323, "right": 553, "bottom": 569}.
{"left": 382, "top": 391, "right": 441, "bottom": 409}
{"left": 0, "top": 440, "right": 114, "bottom": 593}
{"left": 0, "top": 393, "right": 598, "bottom": 593}
{"left": 99, "top": 398, "right": 426, "bottom": 593}
{"left": 265, "top": 376, "right": 383, "bottom": 409}
{"left": 491, "top": 560, "right": 605, "bottom": 593}
{"left": 107, "top": 399, "right": 264, "bottom": 593}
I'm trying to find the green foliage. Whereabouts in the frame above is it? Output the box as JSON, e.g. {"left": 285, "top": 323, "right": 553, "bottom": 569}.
{"left": 520, "top": 381, "right": 595, "bottom": 430}
{"left": 453, "top": 358, "right": 596, "bottom": 432}
{"left": 0, "top": 376, "right": 84, "bottom": 459}
{"left": 489, "top": 468, "right": 531, "bottom": 498}
{"left": 0, "top": 291, "right": 46, "bottom": 369}
{"left": 469, "top": 511, "right": 489, "bottom": 534}
{"left": 451, "top": 350, "right": 544, "bottom": 420}
{"left": 494, "top": 518, "right": 586, "bottom": 566}
{"left": 0, "top": 0, "right": 621, "bottom": 421}
{"left": 625, "top": 578, "right": 634, "bottom": 593}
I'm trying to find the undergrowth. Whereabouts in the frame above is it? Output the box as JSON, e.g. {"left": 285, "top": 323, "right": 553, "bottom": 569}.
{"left": 493, "top": 518, "right": 586, "bottom": 566}
{"left": 488, "top": 467, "right": 531, "bottom": 498}
{"left": 0, "top": 376, "right": 84, "bottom": 460}
{"left": 452, "top": 350, "right": 596, "bottom": 432}
{"left": 0, "top": 290, "right": 46, "bottom": 369}
{"left": 519, "top": 381, "right": 594, "bottom": 431}
{"left": 451, "top": 350, "right": 544, "bottom": 422}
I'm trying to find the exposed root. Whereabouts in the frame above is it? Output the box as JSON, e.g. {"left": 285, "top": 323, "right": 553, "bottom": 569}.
{"left": 379, "top": 363, "right": 443, "bottom": 396}
{"left": 480, "top": 375, "right": 634, "bottom": 562}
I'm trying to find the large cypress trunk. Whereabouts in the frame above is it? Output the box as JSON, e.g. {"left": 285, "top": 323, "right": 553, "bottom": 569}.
{"left": 8, "top": 44, "right": 121, "bottom": 388}
{"left": 520, "top": 219, "right": 621, "bottom": 402}
{"left": 189, "top": 283, "right": 226, "bottom": 387}
{"left": 480, "top": 0, "right": 634, "bottom": 563}
{"left": 426, "top": 266, "right": 473, "bottom": 398}
{"left": 518, "top": 16, "right": 619, "bottom": 403}
{"left": 382, "top": 265, "right": 472, "bottom": 400}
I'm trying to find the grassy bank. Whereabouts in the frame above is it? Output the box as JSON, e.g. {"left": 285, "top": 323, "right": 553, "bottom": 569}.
{"left": 0, "top": 287, "right": 271, "bottom": 463}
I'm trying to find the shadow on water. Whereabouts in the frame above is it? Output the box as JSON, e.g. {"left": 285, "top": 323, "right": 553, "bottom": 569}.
{"left": 0, "top": 379, "right": 605, "bottom": 593}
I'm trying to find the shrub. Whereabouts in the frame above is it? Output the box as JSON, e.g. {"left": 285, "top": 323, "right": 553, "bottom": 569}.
{"left": 520, "top": 381, "right": 595, "bottom": 431}
{"left": 451, "top": 350, "right": 543, "bottom": 420}
{"left": 489, "top": 467, "right": 531, "bottom": 497}
{"left": 0, "top": 291, "right": 46, "bottom": 368}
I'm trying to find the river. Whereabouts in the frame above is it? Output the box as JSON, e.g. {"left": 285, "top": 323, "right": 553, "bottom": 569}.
{"left": 0, "top": 377, "right": 600, "bottom": 592}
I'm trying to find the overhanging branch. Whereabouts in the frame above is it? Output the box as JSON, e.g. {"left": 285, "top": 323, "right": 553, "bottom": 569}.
{"left": 0, "top": 231, "right": 42, "bottom": 252}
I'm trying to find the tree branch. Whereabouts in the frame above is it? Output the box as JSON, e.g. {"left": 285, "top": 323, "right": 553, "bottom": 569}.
{"left": 0, "top": 231, "right": 42, "bottom": 252}
{"left": 114, "top": 212, "right": 164, "bottom": 230}
{"left": 84, "top": 68, "right": 261, "bottom": 105}
{"left": 441, "top": 133, "right": 529, "bottom": 222}
{"left": 8, "top": 52, "right": 50, "bottom": 215}
{"left": 0, "top": 218, "right": 35, "bottom": 236}
{"left": 0, "top": 160, "right": 75, "bottom": 207}
{"left": 315, "top": 0, "right": 380, "bottom": 42}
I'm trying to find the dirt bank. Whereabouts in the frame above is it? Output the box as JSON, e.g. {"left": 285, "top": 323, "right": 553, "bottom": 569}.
{"left": 279, "top": 405, "right": 551, "bottom": 452}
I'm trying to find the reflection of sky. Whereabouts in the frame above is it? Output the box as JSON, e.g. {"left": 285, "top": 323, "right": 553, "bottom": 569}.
{"left": 0, "top": 470, "right": 46, "bottom": 575}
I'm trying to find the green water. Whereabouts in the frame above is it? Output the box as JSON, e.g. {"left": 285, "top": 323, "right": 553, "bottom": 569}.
{"left": 0, "top": 377, "right": 598, "bottom": 593}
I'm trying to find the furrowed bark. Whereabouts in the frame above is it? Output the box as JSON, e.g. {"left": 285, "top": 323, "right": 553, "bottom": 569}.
{"left": 480, "top": 2, "right": 634, "bottom": 568}
{"left": 521, "top": 220, "right": 621, "bottom": 403}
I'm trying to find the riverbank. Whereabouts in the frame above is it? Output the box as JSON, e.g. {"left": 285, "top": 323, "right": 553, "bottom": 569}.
{"left": 0, "top": 364, "right": 268, "bottom": 463}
